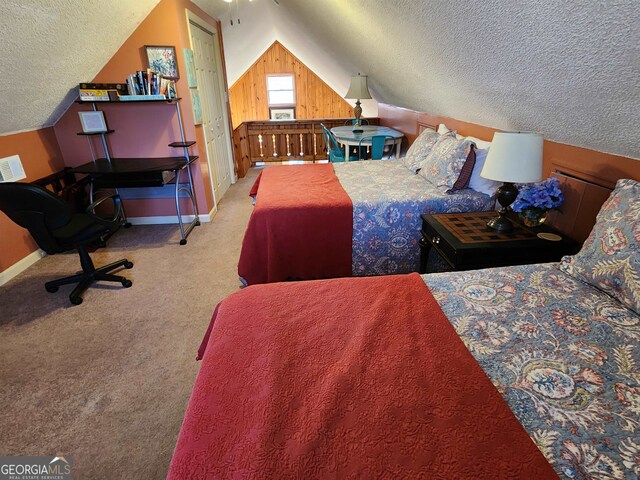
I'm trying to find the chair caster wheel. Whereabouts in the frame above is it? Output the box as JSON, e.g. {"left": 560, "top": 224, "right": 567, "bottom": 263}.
{"left": 124, "top": 222, "right": 132, "bottom": 228}
{"left": 46, "top": 285, "right": 59, "bottom": 293}
{"left": 180, "top": 239, "right": 187, "bottom": 245}
{"left": 195, "top": 220, "right": 201, "bottom": 226}
{"left": 122, "top": 279, "right": 132, "bottom": 288}
{"left": 124, "top": 261, "right": 134, "bottom": 269}
{"left": 70, "top": 296, "right": 83, "bottom": 305}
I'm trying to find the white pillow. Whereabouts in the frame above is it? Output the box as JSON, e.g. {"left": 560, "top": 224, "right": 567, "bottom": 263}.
{"left": 464, "top": 135, "right": 501, "bottom": 196}
{"left": 438, "top": 125, "right": 500, "bottom": 196}
{"left": 437, "top": 124, "right": 463, "bottom": 139}
{"left": 437, "top": 123, "right": 450, "bottom": 135}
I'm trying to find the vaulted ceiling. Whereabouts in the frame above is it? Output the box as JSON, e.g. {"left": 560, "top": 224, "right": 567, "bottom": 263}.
{"left": 1, "top": 0, "right": 160, "bottom": 135}
{"left": 200, "top": 0, "right": 640, "bottom": 159}
{"left": 2, "top": 0, "right": 639, "bottom": 159}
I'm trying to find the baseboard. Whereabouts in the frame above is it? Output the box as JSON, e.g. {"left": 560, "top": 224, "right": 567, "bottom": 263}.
{"left": 0, "top": 249, "right": 46, "bottom": 287}
{"left": 127, "top": 210, "right": 215, "bottom": 225}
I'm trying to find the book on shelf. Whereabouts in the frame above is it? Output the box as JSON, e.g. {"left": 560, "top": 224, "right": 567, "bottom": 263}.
{"left": 78, "top": 71, "right": 177, "bottom": 102}
{"left": 78, "top": 83, "right": 127, "bottom": 101}
{"left": 119, "top": 95, "right": 167, "bottom": 101}
{"left": 125, "top": 70, "right": 177, "bottom": 100}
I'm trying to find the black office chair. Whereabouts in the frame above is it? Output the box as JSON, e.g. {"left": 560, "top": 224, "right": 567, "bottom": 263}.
{"left": 0, "top": 183, "right": 133, "bottom": 305}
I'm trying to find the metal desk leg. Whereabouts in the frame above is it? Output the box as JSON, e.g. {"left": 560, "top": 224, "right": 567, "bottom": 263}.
{"left": 174, "top": 166, "right": 200, "bottom": 245}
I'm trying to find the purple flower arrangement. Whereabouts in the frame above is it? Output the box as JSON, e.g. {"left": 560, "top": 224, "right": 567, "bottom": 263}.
{"left": 512, "top": 177, "right": 564, "bottom": 219}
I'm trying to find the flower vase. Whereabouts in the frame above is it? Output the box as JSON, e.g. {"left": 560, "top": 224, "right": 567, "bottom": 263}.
{"left": 520, "top": 211, "right": 547, "bottom": 227}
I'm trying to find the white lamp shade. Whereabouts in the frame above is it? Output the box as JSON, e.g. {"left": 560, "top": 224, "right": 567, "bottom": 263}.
{"left": 480, "top": 132, "right": 543, "bottom": 183}
{"left": 345, "top": 74, "right": 372, "bottom": 100}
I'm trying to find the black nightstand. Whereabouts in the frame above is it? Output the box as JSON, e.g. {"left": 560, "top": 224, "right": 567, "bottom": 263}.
{"left": 419, "top": 212, "right": 580, "bottom": 273}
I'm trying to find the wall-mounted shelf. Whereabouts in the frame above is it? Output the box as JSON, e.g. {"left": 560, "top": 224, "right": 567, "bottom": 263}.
{"left": 75, "top": 98, "right": 182, "bottom": 104}
{"left": 169, "top": 141, "right": 196, "bottom": 148}
{"left": 77, "top": 130, "right": 115, "bottom": 136}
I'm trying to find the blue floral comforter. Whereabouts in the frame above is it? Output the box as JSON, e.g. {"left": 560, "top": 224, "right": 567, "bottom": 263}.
{"left": 333, "top": 160, "right": 493, "bottom": 276}
{"left": 423, "top": 263, "right": 640, "bottom": 479}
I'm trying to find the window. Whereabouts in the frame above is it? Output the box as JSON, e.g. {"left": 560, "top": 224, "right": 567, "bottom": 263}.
{"left": 267, "top": 75, "right": 295, "bottom": 106}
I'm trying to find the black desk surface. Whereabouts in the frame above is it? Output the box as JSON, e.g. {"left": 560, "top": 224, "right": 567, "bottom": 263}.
{"left": 70, "top": 156, "right": 198, "bottom": 174}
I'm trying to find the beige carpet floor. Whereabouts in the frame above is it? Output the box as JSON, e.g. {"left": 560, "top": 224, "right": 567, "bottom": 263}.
{"left": 0, "top": 168, "right": 260, "bottom": 479}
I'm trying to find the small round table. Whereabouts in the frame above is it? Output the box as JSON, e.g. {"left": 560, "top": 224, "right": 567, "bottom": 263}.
{"left": 331, "top": 125, "right": 404, "bottom": 161}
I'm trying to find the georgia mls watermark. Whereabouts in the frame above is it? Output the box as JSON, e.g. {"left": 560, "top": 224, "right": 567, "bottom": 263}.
{"left": 0, "top": 456, "right": 72, "bottom": 480}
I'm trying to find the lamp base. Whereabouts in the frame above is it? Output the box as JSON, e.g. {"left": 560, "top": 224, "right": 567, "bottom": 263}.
{"left": 487, "top": 181, "right": 519, "bottom": 233}
{"left": 487, "top": 214, "right": 514, "bottom": 233}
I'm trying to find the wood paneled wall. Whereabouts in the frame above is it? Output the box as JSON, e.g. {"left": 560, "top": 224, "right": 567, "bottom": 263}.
{"left": 229, "top": 41, "right": 353, "bottom": 128}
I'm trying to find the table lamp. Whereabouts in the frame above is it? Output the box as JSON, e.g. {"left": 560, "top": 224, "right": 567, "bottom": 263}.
{"left": 345, "top": 73, "right": 372, "bottom": 133}
{"left": 480, "top": 132, "right": 543, "bottom": 232}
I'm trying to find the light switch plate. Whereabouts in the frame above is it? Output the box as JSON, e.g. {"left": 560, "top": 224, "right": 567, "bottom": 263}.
{"left": 0, "top": 154, "right": 26, "bottom": 182}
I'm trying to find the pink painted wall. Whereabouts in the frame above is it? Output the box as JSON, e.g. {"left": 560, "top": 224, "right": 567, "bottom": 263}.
{"left": 54, "top": 0, "right": 222, "bottom": 216}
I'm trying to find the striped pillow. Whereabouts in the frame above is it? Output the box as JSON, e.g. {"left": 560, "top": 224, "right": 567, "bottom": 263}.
{"left": 451, "top": 145, "right": 476, "bottom": 191}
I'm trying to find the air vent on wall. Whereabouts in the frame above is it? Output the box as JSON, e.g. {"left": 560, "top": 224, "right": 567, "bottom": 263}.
{"left": 0, "top": 155, "right": 26, "bottom": 183}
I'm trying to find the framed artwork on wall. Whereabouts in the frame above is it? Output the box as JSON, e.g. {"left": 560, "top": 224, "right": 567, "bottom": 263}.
{"left": 183, "top": 48, "right": 197, "bottom": 88}
{"left": 78, "top": 111, "right": 108, "bottom": 133}
{"left": 269, "top": 107, "right": 296, "bottom": 120}
{"left": 190, "top": 90, "right": 202, "bottom": 125}
{"left": 145, "top": 45, "right": 179, "bottom": 79}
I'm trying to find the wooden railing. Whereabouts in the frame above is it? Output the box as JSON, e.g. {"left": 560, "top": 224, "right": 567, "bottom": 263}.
{"left": 233, "top": 118, "right": 380, "bottom": 177}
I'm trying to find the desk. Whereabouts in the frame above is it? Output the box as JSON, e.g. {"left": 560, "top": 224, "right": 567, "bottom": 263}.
{"left": 331, "top": 125, "right": 404, "bottom": 160}
{"left": 70, "top": 156, "right": 200, "bottom": 244}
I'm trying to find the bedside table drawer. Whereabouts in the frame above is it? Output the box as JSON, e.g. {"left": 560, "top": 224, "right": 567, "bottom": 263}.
{"left": 421, "top": 220, "right": 458, "bottom": 267}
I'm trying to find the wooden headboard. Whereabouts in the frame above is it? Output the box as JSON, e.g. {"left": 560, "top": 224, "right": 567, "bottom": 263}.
{"left": 545, "top": 157, "right": 640, "bottom": 244}
{"left": 545, "top": 171, "right": 612, "bottom": 244}
{"left": 377, "top": 103, "right": 640, "bottom": 245}
{"left": 417, "top": 121, "right": 436, "bottom": 134}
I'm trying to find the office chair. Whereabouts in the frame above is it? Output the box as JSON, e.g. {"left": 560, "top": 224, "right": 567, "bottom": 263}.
{"left": 0, "top": 183, "right": 133, "bottom": 305}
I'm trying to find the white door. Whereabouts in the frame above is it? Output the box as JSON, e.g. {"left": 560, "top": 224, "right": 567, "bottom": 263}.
{"left": 190, "top": 23, "right": 233, "bottom": 202}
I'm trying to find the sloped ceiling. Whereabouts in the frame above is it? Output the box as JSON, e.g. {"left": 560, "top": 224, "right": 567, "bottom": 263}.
{"left": 3, "top": 0, "right": 638, "bottom": 159}
{"left": 193, "top": 0, "right": 378, "bottom": 117}
{"left": 206, "top": 0, "right": 640, "bottom": 159}
{"left": 286, "top": 0, "right": 640, "bottom": 158}
{"left": 0, "top": 0, "right": 161, "bottom": 135}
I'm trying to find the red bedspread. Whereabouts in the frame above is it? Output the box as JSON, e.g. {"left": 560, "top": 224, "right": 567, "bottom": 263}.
{"left": 238, "top": 164, "right": 352, "bottom": 285}
{"left": 169, "top": 274, "right": 557, "bottom": 479}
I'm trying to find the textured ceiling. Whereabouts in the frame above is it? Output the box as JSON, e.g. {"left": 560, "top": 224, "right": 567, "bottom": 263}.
{"left": 3, "top": 0, "right": 639, "bottom": 159}
{"left": 0, "top": 0, "right": 160, "bottom": 135}
{"left": 273, "top": 0, "right": 640, "bottom": 159}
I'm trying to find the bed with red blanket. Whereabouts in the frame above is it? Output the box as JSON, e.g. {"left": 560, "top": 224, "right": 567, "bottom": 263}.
{"left": 169, "top": 260, "right": 638, "bottom": 479}
{"left": 171, "top": 178, "right": 640, "bottom": 479}
{"left": 239, "top": 160, "right": 493, "bottom": 285}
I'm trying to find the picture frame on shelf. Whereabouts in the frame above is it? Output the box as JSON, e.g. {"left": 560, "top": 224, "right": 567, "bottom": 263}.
{"left": 183, "top": 48, "right": 197, "bottom": 88}
{"left": 78, "top": 111, "right": 108, "bottom": 133}
{"left": 145, "top": 45, "right": 179, "bottom": 80}
{"left": 269, "top": 107, "right": 296, "bottom": 120}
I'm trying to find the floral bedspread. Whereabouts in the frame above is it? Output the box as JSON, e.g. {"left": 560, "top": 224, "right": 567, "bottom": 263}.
{"left": 423, "top": 263, "right": 640, "bottom": 479}
{"left": 333, "top": 160, "right": 493, "bottom": 276}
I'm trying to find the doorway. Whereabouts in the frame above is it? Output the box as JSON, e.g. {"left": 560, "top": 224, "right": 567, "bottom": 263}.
{"left": 187, "top": 14, "right": 235, "bottom": 207}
